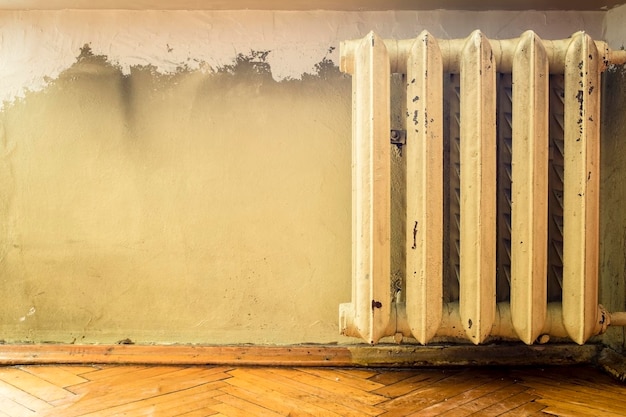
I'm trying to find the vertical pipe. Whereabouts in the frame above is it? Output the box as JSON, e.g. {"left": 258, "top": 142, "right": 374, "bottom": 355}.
{"left": 510, "top": 31, "right": 550, "bottom": 345}
{"left": 562, "top": 32, "right": 601, "bottom": 345}
{"left": 351, "top": 32, "right": 392, "bottom": 344}
{"left": 405, "top": 31, "right": 444, "bottom": 344}
{"left": 459, "top": 30, "right": 497, "bottom": 344}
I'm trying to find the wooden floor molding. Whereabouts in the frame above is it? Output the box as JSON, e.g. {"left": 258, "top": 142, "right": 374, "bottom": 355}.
{"left": 0, "top": 363, "right": 623, "bottom": 416}
{"left": 0, "top": 343, "right": 602, "bottom": 368}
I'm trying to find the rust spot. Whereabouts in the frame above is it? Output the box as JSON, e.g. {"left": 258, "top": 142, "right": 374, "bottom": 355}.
{"left": 468, "top": 319, "right": 473, "bottom": 329}
{"left": 372, "top": 300, "right": 383, "bottom": 309}
{"left": 589, "top": 86, "right": 594, "bottom": 95}
{"left": 413, "top": 95, "right": 419, "bottom": 102}
{"left": 412, "top": 221, "right": 418, "bottom": 250}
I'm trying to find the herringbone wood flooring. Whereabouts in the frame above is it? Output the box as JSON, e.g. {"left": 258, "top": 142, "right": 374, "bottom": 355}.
{"left": 0, "top": 364, "right": 622, "bottom": 416}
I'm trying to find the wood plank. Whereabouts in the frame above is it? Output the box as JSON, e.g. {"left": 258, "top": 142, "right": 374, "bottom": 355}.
{"left": 68, "top": 366, "right": 196, "bottom": 394}
{"left": 89, "top": 390, "right": 223, "bottom": 417}
{"left": 267, "top": 367, "right": 386, "bottom": 406}
{"left": 43, "top": 367, "right": 232, "bottom": 417}
{"left": 0, "top": 380, "right": 53, "bottom": 412}
{"left": 512, "top": 367, "right": 626, "bottom": 395}
{"left": 0, "top": 393, "right": 36, "bottom": 417}
{"left": 55, "top": 366, "right": 100, "bottom": 376}
{"left": 372, "top": 370, "right": 458, "bottom": 398}
{"left": 537, "top": 397, "right": 625, "bottom": 417}
{"left": 223, "top": 383, "right": 336, "bottom": 417}
{"left": 433, "top": 384, "right": 528, "bottom": 416}
{"left": 229, "top": 367, "right": 364, "bottom": 416}
{"left": 336, "top": 368, "right": 379, "bottom": 379}
{"left": 213, "top": 393, "right": 283, "bottom": 417}
{"left": 522, "top": 379, "right": 626, "bottom": 411}
{"left": 1, "top": 345, "right": 355, "bottom": 367}
{"left": 368, "top": 370, "right": 418, "bottom": 386}
{"left": 177, "top": 409, "right": 220, "bottom": 417}
{"left": 532, "top": 386, "right": 626, "bottom": 417}
{"left": 0, "top": 368, "right": 72, "bottom": 403}
{"left": 77, "top": 383, "right": 226, "bottom": 417}
{"left": 476, "top": 391, "right": 542, "bottom": 416}
{"left": 72, "top": 365, "right": 147, "bottom": 381}
{"left": 409, "top": 377, "right": 523, "bottom": 416}
{"left": 378, "top": 370, "right": 492, "bottom": 416}
{"left": 208, "top": 402, "right": 251, "bottom": 417}
{"left": 0, "top": 343, "right": 600, "bottom": 367}
{"left": 499, "top": 401, "right": 547, "bottom": 416}
{"left": 297, "top": 367, "right": 386, "bottom": 391}
{"left": 19, "top": 366, "right": 87, "bottom": 388}
{"left": 235, "top": 370, "right": 380, "bottom": 415}
{"left": 219, "top": 383, "right": 317, "bottom": 417}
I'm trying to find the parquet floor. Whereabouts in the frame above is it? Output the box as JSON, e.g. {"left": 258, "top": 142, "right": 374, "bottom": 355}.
{"left": 0, "top": 364, "right": 623, "bottom": 416}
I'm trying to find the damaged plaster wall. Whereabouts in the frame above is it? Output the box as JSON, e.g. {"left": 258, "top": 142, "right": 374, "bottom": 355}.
{"left": 0, "top": 10, "right": 607, "bottom": 344}
{"left": 600, "top": 4, "right": 626, "bottom": 352}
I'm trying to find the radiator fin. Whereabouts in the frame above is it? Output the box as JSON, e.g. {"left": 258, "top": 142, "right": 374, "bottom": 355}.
{"left": 459, "top": 30, "right": 497, "bottom": 344}
{"left": 562, "top": 32, "right": 601, "bottom": 345}
{"left": 405, "top": 31, "right": 444, "bottom": 344}
{"left": 349, "top": 31, "right": 392, "bottom": 344}
{"left": 510, "top": 31, "right": 549, "bottom": 345}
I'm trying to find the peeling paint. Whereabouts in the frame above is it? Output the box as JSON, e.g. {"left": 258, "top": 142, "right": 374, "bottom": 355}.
{"left": 0, "top": 9, "right": 606, "bottom": 108}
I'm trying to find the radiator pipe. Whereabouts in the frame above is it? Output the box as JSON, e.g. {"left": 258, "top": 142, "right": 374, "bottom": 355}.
{"left": 341, "top": 34, "right": 626, "bottom": 76}
{"left": 609, "top": 312, "right": 626, "bottom": 327}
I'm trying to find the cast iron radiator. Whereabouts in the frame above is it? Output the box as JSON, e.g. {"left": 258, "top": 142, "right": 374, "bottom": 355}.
{"left": 339, "top": 30, "right": 626, "bottom": 345}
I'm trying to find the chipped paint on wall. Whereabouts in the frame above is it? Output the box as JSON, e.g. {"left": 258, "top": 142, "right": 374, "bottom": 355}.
{"left": 0, "top": 10, "right": 605, "bottom": 108}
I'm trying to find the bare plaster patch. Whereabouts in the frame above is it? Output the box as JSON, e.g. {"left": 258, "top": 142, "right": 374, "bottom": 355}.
{"left": 0, "top": 9, "right": 604, "bottom": 108}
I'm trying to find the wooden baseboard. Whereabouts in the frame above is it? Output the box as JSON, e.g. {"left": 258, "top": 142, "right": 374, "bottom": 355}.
{"left": 0, "top": 343, "right": 602, "bottom": 367}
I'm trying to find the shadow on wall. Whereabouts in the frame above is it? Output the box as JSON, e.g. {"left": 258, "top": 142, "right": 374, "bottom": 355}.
{"left": 0, "top": 45, "right": 356, "bottom": 345}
